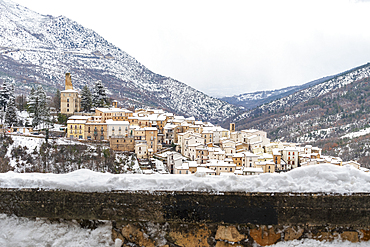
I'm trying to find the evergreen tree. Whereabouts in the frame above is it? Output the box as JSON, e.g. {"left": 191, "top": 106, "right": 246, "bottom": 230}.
{"left": 92, "top": 80, "right": 108, "bottom": 108}
{"left": 15, "top": 95, "right": 27, "bottom": 111}
{"left": 52, "top": 89, "right": 61, "bottom": 112}
{"left": 0, "top": 79, "right": 11, "bottom": 111}
{"left": 4, "top": 97, "right": 18, "bottom": 127}
{"left": 28, "top": 85, "right": 51, "bottom": 128}
{"left": 81, "top": 85, "right": 92, "bottom": 112}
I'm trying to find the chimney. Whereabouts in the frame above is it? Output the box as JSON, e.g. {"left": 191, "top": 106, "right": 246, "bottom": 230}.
{"left": 65, "top": 73, "right": 73, "bottom": 90}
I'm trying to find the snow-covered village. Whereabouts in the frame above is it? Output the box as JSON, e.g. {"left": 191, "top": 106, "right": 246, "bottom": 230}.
{"left": 1, "top": 73, "right": 365, "bottom": 177}
{"left": 3, "top": 0, "right": 370, "bottom": 246}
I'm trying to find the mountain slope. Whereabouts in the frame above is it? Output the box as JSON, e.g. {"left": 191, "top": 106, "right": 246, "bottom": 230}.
{"left": 226, "top": 63, "right": 370, "bottom": 166}
{"left": 0, "top": 0, "right": 239, "bottom": 122}
{"left": 220, "top": 76, "right": 334, "bottom": 110}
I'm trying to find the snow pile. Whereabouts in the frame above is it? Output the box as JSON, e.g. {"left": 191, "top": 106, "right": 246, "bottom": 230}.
{"left": 0, "top": 164, "right": 369, "bottom": 193}
{"left": 272, "top": 239, "right": 369, "bottom": 247}
{"left": 0, "top": 214, "right": 113, "bottom": 247}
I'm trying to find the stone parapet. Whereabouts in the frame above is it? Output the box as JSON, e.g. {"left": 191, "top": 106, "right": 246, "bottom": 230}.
{"left": 1, "top": 189, "right": 370, "bottom": 245}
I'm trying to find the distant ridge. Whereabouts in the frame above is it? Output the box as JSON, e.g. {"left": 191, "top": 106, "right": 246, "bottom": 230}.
{"left": 221, "top": 76, "right": 335, "bottom": 110}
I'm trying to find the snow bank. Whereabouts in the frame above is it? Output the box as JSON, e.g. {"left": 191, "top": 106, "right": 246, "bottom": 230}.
{"left": 0, "top": 214, "right": 113, "bottom": 247}
{"left": 272, "top": 239, "right": 369, "bottom": 247}
{"left": 0, "top": 164, "right": 369, "bottom": 193}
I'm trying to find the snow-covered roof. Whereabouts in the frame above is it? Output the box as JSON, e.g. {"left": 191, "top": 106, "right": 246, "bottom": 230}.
{"left": 68, "top": 115, "right": 91, "bottom": 120}
{"left": 105, "top": 119, "right": 129, "bottom": 125}
{"left": 61, "top": 89, "right": 78, "bottom": 93}
{"left": 208, "top": 160, "right": 236, "bottom": 167}
{"left": 67, "top": 120, "right": 87, "bottom": 124}
{"left": 143, "top": 127, "right": 158, "bottom": 131}
{"left": 96, "top": 107, "right": 132, "bottom": 113}
{"left": 243, "top": 167, "right": 264, "bottom": 173}
{"left": 256, "top": 161, "right": 275, "bottom": 165}
{"left": 196, "top": 167, "right": 216, "bottom": 174}
{"left": 243, "top": 152, "right": 260, "bottom": 157}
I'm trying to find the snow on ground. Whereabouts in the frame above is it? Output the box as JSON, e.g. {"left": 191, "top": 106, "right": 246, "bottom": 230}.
{"left": 271, "top": 239, "right": 369, "bottom": 247}
{"left": 0, "top": 214, "right": 114, "bottom": 247}
{"left": 54, "top": 137, "right": 87, "bottom": 146}
{"left": 341, "top": 127, "right": 370, "bottom": 139}
{"left": 0, "top": 164, "right": 370, "bottom": 193}
{"left": 6, "top": 135, "right": 44, "bottom": 156}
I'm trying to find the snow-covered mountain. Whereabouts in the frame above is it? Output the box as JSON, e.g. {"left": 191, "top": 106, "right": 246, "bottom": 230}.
{"left": 230, "top": 63, "right": 370, "bottom": 124}
{"left": 221, "top": 76, "right": 334, "bottom": 109}
{"left": 224, "top": 62, "right": 370, "bottom": 166}
{"left": 0, "top": 0, "right": 239, "bottom": 123}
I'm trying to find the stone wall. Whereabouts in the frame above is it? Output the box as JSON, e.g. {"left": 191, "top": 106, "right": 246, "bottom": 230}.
{"left": 1, "top": 189, "right": 370, "bottom": 246}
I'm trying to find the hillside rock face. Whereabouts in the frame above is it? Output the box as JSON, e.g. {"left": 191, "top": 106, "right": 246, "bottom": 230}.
{"left": 0, "top": 0, "right": 238, "bottom": 122}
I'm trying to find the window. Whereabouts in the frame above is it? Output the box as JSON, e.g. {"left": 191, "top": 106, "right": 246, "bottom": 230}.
{"left": 288, "top": 152, "right": 290, "bottom": 155}
{"left": 67, "top": 109, "right": 69, "bottom": 112}
{"left": 67, "top": 99, "right": 69, "bottom": 102}
{"left": 230, "top": 168, "right": 232, "bottom": 171}
{"left": 67, "top": 104, "right": 69, "bottom": 107}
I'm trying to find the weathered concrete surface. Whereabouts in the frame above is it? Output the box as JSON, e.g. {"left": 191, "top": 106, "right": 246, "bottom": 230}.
{"left": 1, "top": 189, "right": 370, "bottom": 227}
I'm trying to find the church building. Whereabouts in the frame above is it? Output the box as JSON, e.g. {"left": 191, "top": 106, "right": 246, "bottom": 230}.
{"left": 61, "top": 73, "right": 81, "bottom": 114}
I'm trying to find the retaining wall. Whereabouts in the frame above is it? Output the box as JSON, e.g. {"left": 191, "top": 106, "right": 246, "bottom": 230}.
{"left": 1, "top": 189, "right": 370, "bottom": 246}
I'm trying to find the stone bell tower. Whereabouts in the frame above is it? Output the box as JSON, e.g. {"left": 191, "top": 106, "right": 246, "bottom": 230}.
{"left": 65, "top": 73, "right": 73, "bottom": 90}
{"left": 61, "top": 73, "right": 81, "bottom": 114}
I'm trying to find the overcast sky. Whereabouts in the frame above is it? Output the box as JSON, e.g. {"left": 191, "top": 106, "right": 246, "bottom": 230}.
{"left": 12, "top": 0, "right": 370, "bottom": 97}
